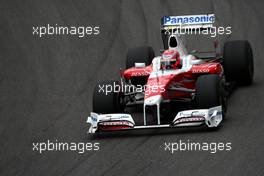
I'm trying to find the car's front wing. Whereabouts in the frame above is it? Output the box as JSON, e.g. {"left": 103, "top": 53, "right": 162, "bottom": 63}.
{"left": 86, "top": 106, "right": 222, "bottom": 134}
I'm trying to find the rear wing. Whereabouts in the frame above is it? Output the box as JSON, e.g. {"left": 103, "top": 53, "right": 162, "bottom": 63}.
{"left": 161, "top": 14, "right": 215, "bottom": 32}
{"left": 160, "top": 14, "right": 217, "bottom": 50}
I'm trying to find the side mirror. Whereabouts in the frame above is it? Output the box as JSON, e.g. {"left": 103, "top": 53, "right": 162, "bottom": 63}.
{"left": 135, "top": 63, "right": 146, "bottom": 68}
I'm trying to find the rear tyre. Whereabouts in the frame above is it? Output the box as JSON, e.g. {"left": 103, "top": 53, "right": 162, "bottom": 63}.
{"left": 126, "top": 46, "right": 154, "bottom": 69}
{"left": 93, "top": 80, "right": 124, "bottom": 113}
{"left": 223, "top": 40, "right": 254, "bottom": 85}
{"left": 195, "top": 74, "right": 227, "bottom": 116}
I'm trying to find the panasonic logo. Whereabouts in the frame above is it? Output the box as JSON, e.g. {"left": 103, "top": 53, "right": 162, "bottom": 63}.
{"left": 162, "top": 14, "right": 215, "bottom": 25}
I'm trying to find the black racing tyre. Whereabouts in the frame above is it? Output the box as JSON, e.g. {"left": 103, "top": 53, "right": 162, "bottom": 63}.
{"left": 126, "top": 46, "right": 155, "bottom": 69}
{"left": 223, "top": 40, "right": 254, "bottom": 85}
{"left": 195, "top": 74, "right": 227, "bottom": 115}
{"left": 93, "top": 80, "right": 124, "bottom": 113}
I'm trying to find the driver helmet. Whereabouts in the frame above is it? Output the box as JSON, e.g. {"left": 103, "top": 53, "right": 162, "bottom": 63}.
{"left": 161, "top": 50, "right": 181, "bottom": 69}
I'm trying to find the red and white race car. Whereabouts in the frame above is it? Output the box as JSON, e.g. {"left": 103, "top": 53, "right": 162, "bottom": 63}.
{"left": 87, "top": 14, "right": 254, "bottom": 133}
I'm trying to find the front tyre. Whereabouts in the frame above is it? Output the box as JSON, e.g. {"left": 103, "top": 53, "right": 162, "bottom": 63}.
{"left": 93, "top": 80, "right": 124, "bottom": 113}
{"left": 195, "top": 74, "right": 227, "bottom": 117}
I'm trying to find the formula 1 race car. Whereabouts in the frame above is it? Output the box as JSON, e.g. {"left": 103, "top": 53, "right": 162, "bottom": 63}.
{"left": 86, "top": 14, "right": 254, "bottom": 133}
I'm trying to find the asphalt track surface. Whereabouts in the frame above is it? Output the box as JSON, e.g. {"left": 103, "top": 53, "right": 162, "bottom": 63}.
{"left": 1, "top": 0, "right": 264, "bottom": 175}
